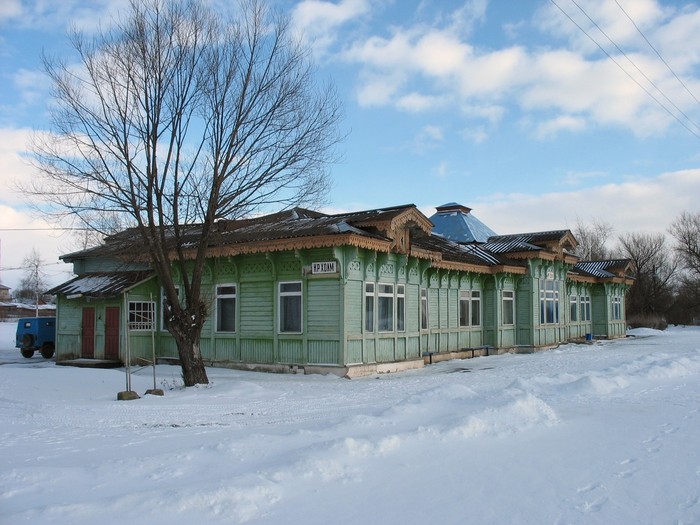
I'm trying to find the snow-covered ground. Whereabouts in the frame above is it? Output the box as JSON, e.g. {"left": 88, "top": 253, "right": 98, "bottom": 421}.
{"left": 1, "top": 321, "right": 700, "bottom": 525}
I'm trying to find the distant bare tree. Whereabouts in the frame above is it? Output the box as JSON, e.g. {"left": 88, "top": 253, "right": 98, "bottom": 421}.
{"left": 25, "top": 0, "right": 342, "bottom": 386}
{"left": 617, "top": 232, "right": 677, "bottom": 319}
{"left": 669, "top": 211, "right": 700, "bottom": 324}
{"left": 670, "top": 211, "right": 700, "bottom": 277}
{"left": 573, "top": 218, "right": 613, "bottom": 260}
{"left": 15, "top": 248, "right": 51, "bottom": 310}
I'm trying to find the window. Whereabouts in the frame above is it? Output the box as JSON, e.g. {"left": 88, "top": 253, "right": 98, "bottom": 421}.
{"left": 216, "top": 284, "right": 236, "bottom": 332}
{"left": 279, "top": 281, "right": 302, "bottom": 333}
{"left": 128, "top": 301, "right": 155, "bottom": 331}
{"left": 161, "top": 286, "right": 180, "bottom": 331}
{"left": 459, "top": 290, "right": 470, "bottom": 327}
{"left": 396, "top": 285, "right": 405, "bottom": 332}
{"left": 580, "top": 295, "right": 591, "bottom": 321}
{"left": 539, "top": 280, "right": 559, "bottom": 324}
{"left": 459, "top": 290, "right": 482, "bottom": 327}
{"left": 377, "top": 284, "right": 394, "bottom": 332}
{"left": 612, "top": 296, "right": 622, "bottom": 320}
{"left": 471, "top": 290, "right": 481, "bottom": 326}
{"left": 570, "top": 295, "right": 578, "bottom": 322}
{"left": 365, "top": 283, "right": 375, "bottom": 332}
{"left": 502, "top": 290, "right": 515, "bottom": 325}
{"left": 420, "top": 288, "right": 428, "bottom": 330}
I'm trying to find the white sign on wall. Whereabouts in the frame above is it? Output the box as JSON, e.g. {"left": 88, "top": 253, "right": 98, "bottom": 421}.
{"left": 311, "top": 261, "right": 337, "bottom": 274}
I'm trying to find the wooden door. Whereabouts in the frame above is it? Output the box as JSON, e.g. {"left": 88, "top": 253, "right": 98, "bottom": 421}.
{"left": 104, "top": 306, "right": 120, "bottom": 360}
{"left": 81, "top": 307, "right": 95, "bottom": 358}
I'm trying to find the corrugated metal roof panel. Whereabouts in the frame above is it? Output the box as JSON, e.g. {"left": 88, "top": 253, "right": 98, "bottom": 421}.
{"left": 47, "top": 271, "right": 154, "bottom": 298}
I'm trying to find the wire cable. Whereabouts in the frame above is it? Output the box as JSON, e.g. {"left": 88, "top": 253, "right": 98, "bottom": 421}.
{"left": 613, "top": 0, "right": 700, "bottom": 108}
{"left": 549, "top": 0, "right": 700, "bottom": 140}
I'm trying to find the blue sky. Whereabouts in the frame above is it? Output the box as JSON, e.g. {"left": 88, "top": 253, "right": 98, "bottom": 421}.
{"left": 1, "top": 0, "right": 700, "bottom": 290}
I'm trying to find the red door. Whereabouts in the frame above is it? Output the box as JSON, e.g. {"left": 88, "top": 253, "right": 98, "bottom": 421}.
{"left": 81, "top": 307, "right": 95, "bottom": 358}
{"left": 104, "top": 307, "right": 120, "bottom": 360}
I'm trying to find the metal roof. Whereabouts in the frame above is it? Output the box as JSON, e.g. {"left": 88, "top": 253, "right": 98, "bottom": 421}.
{"left": 47, "top": 271, "right": 154, "bottom": 298}
{"left": 573, "top": 259, "right": 634, "bottom": 279}
{"left": 429, "top": 204, "right": 497, "bottom": 244}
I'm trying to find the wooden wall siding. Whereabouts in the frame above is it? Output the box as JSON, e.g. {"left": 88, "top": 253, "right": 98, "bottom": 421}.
{"left": 307, "top": 279, "right": 341, "bottom": 334}
{"left": 241, "top": 338, "right": 274, "bottom": 363}
{"left": 364, "top": 338, "right": 376, "bottom": 363}
{"left": 345, "top": 280, "right": 362, "bottom": 335}
{"left": 278, "top": 339, "right": 304, "bottom": 363}
{"left": 214, "top": 337, "right": 238, "bottom": 361}
{"left": 438, "top": 289, "right": 448, "bottom": 329}
{"left": 406, "top": 336, "right": 420, "bottom": 359}
{"left": 307, "top": 339, "right": 340, "bottom": 364}
{"left": 376, "top": 338, "right": 396, "bottom": 362}
{"left": 516, "top": 282, "right": 534, "bottom": 346}
{"left": 346, "top": 339, "right": 363, "bottom": 364}
{"left": 240, "top": 281, "right": 274, "bottom": 334}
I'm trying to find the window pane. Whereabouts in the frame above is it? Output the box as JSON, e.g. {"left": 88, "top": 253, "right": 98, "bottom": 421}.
{"left": 279, "top": 282, "right": 302, "bottom": 333}
{"left": 378, "top": 296, "right": 393, "bottom": 331}
{"left": 280, "top": 295, "right": 301, "bottom": 332}
{"left": 217, "top": 297, "right": 236, "bottom": 332}
{"left": 365, "top": 283, "right": 374, "bottom": 332}
{"left": 397, "top": 285, "right": 405, "bottom": 332}
{"left": 459, "top": 291, "right": 469, "bottom": 327}
{"left": 420, "top": 288, "right": 428, "bottom": 330}
{"left": 281, "top": 282, "right": 301, "bottom": 294}
{"left": 503, "top": 291, "right": 514, "bottom": 325}
{"left": 471, "top": 291, "right": 481, "bottom": 326}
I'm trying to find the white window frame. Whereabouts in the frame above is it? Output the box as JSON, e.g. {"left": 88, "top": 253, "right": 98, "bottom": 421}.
{"left": 502, "top": 290, "right": 515, "bottom": 326}
{"left": 470, "top": 290, "right": 482, "bottom": 327}
{"left": 279, "top": 281, "right": 303, "bottom": 334}
{"left": 580, "top": 295, "right": 591, "bottom": 322}
{"left": 540, "top": 280, "right": 559, "bottom": 324}
{"left": 420, "top": 288, "right": 428, "bottom": 331}
{"left": 396, "top": 284, "right": 405, "bottom": 332}
{"left": 612, "top": 296, "right": 622, "bottom": 321}
{"left": 377, "top": 283, "right": 394, "bottom": 332}
{"left": 570, "top": 295, "right": 578, "bottom": 322}
{"left": 128, "top": 301, "right": 155, "bottom": 331}
{"left": 215, "top": 284, "right": 237, "bottom": 333}
{"left": 459, "top": 290, "right": 482, "bottom": 327}
{"left": 459, "top": 290, "right": 470, "bottom": 327}
{"left": 364, "top": 283, "right": 375, "bottom": 332}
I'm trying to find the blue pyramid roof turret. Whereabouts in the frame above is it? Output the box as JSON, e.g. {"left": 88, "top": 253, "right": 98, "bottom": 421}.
{"left": 429, "top": 203, "right": 496, "bottom": 244}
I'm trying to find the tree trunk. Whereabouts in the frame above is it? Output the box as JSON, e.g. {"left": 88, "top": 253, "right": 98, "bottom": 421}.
{"left": 177, "top": 338, "right": 209, "bottom": 386}
{"left": 168, "top": 310, "right": 209, "bottom": 386}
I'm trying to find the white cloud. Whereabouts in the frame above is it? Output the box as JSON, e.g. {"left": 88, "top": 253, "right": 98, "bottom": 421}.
{"left": 292, "top": 0, "right": 371, "bottom": 54}
{"left": 0, "top": 0, "right": 21, "bottom": 20}
{"left": 535, "top": 115, "right": 587, "bottom": 139}
{"left": 467, "top": 169, "right": 700, "bottom": 237}
{"left": 340, "top": 1, "right": 700, "bottom": 137}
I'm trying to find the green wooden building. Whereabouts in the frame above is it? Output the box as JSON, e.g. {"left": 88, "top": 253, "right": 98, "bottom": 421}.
{"left": 48, "top": 203, "right": 633, "bottom": 377}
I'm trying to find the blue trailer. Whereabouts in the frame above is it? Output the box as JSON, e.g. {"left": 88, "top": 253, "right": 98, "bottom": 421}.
{"left": 15, "top": 317, "right": 56, "bottom": 359}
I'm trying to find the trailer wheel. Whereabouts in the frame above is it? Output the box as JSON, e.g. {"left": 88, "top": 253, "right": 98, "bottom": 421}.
{"left": 21, "top": 349, "right": 34, "bottom": 358}
{"left": 40, "top": 343, "right": 55, "bottom": 359}
{"left": 21, "top": 333, "right": 35, "bottom": 349}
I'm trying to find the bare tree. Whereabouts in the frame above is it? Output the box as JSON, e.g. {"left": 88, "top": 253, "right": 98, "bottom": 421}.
{"left": 670, "top": 211, "right": 700, "bottom": 277}
{"left": 573, "top": 218, "right": 614, "bottom": 260}
{"left": 617, "top": 232, "right": 677, "bottom": 320}
{"left": 15, "top": 248, "right": 50, "bottom": 312}
{"left": 25, "top": 0, "right": 342, "bottom": 386}
{"left": 669, "top": 211, "right": 700, "bottom": 324}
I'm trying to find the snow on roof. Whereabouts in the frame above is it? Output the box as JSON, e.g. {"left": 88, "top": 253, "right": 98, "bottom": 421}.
{"left": 47, "top": 271, "right": 154, "bottom": 298}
